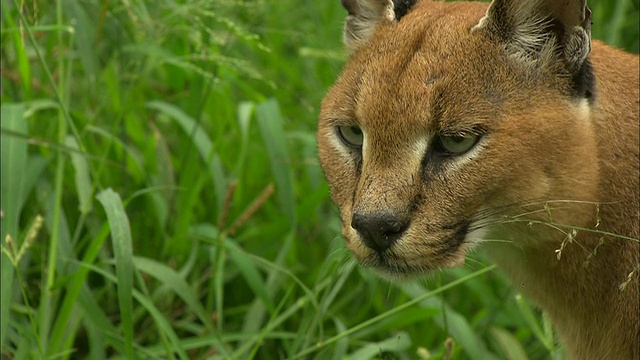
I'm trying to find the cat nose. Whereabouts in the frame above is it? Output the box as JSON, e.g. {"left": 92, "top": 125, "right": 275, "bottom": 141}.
{"left": 351, "top": 212, "right": 409, "bottom": 252}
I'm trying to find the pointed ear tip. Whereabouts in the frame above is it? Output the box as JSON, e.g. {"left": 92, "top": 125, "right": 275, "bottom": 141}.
{"left": 582, "top": 6, "right": 592, "bottom": 29}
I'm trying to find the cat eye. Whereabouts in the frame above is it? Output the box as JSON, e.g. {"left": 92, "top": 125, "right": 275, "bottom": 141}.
{"left": 337, "top": 126, "right": 364, "bottom": 148}
{"left": 436, "top": 134, "right": 479, "bottom": 155}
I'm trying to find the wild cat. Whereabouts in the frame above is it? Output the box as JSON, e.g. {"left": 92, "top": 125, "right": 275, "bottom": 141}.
{"left": 317, "top": 0, "right": 640, "bottom": 358}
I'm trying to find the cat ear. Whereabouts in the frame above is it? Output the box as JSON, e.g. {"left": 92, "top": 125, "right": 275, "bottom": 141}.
{"left": 341, "top": 0, "right": 395, "bottom": 52}
{"left": 473, "top": 0, "right": 592, "bottom": 73}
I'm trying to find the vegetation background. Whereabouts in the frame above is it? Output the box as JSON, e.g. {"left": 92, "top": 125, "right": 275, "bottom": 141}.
{"left": 1, "top": 0, "right": 638, "bottom": 359}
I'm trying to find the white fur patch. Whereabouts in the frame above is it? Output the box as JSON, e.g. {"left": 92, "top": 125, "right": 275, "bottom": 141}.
{"left": 573, "top": 98, "right": 591, "bottom": 120}
{"left": 464, "top": 224, "right": 490, "bottom": 251}
{"left": 408, "top": 138, "right": 429, "bottom": 171}
{"left": 361, "top": 127, "right": 370, "bottom": 162}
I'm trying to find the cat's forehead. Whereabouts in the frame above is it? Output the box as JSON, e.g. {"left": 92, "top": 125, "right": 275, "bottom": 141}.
{"left": 343, "top": 35, "right": 504, "bottom": 135}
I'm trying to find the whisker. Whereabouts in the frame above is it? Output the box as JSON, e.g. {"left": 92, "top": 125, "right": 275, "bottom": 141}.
{"left": 474, "top": 238, "right": 515, "bottom": 244}
{"left": 472, "top": 198, "right": 604, "bottom": 221}
{"left": 464, "top": 256, "right": 487, "bottom": 270}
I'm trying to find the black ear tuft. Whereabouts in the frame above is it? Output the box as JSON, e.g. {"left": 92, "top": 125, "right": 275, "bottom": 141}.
{"left": 572, "top": 58, "right": 596, "bottom": 101}
{"left": 393, "top": 0, "right": 418, "bottom": 21}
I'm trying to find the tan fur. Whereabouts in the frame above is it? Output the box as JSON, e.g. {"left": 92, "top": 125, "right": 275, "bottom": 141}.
{"left": 317, "top": 0, "right": 639, "bottom": 358}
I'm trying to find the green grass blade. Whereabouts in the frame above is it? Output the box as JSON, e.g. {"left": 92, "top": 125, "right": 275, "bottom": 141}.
{"left": 96, "top": 189, "right": 134, "bottom": 358}
{"left": 0, "top": 103, "right": 27, "bottom": 351}
{"left": 239, "top": 231, "right": 297, "bottom": 337}
{"left": 347, "top": 331, "right": 412, "bottom": 360}
{"left": 293, "top": 265, "right": 497, "bottom": 359}
{"left": 0, "top": 3, "right": 32, "bottom": 99}
{"left": 14, "top": 330, "right": 32, "bottom": 359}
{"left": 234, "top": 101, "right": 255, "bottom": 179}
{"left": 255, "top": 98, "right": 296, "bottom": 226}
{"left": 37, "top": 180, "right": 75, "bottom": 357}
{"left": 132, "top": 292, "right": 188, "bottom": 360}
{"left": 146, "top": 100, "right": 227, "bottom": 215}
{"left": 231, "top": 291, "right": 313, "bottom": 358}
{"left": 225, "top": 240, "right": 274, "bottom": 314}
{"left": 515, "top": 294, "right": 553, "bottom": 351}
{"left": 24, "top": 99, "right": 60, "bottom": 117}
{"left": 63, "top": 0, "right": 99, "bottom": 86}
{"left": 72, "top": 260, "right": 189, "bottom": 359}
{"left": 131, "top": 257, "right": 221, "bottom": 338}
{"left": 490, "top": 327, "right": 529, "bottom": 360}
{"left": 188, "top": 224, "right": 226, "bottom": 332}
{"left": 401, "top": 282, "right": 497, "bottom": 360}
{"left": 84, "top": 317, "right": 106, "bottom": 360}
{"left": 65, "top": 136, "right": 93, "bottom": 214}
{"left": 0, "top": 104, "right": 27, "bottom": 219}
{"left": 245, "top": 286, "right": 295, "bottom": 359}
{"left": 77, "top": 285, "right": 117, "bottom": 359}
{"left": 330, "top": 318, "right": 348, "bottom": 360}
{"left": 48, "top": 222, "right": 110, "bottom": 352}
{"left": 542, "top": 312, "right": 557, "bottom": 359}
{"left": 23, "top": 156, "right": 50, "bottom": 209}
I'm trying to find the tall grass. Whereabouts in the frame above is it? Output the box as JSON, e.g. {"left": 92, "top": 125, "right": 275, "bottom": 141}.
{"left": 1, "top": 0, "right": 638, "bottom": 359}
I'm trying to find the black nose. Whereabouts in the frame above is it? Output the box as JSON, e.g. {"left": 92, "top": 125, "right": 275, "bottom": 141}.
{"left": 351, "top": 212, "right": 409, "bottom": 252}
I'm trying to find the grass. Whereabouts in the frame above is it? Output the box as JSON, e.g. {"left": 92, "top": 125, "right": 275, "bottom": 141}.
{"left": 1, "top": 0, "right": 638, "bottom": 359}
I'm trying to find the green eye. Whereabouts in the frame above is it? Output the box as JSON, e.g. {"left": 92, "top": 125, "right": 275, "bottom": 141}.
{"left": 436, "top": 134, "right": 479, "bottom": 155}
{"left": 337, "top": 126, "right": 364, "bottom": 148}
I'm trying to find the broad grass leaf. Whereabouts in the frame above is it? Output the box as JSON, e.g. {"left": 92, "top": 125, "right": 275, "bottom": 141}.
{"left": 84, "top": 316, "right": 107, "bottom": 360}
{"left": 63, "top": 0, "right": 99, "bottom": 86}
{"left": 188, "top": 223, "right": 228, "bottom": 337}
{"left": 288, "top": 131, "right": 323, "bottom": 190}
{"left": 74, "top": 260, "right": 190, "bottom": 359}
{"left": 47, "top": 221, "right": 111, "bottom": 353}
{"left": 65, "top": 136, "right": 93, "bottom": 214}
{"left": 225, "top": 240, "right": 274, "bottom": 314}
{"left": 77, "top": 285, "right": 119, "bottom": 358}
{"left": 255, "top": 99, "right": 296, "bottom": 226}
{"left": 37, "top": 180, "right": 76, "bottom": 357}
{"left": 24, "top": 156, "right": 49, "bottom": 209}
{"left": 235, "top": 101, "right": 254, "bottom": 177}
{"left": 132, "top": 256, "right": 216, "bottom": 333}
{"left": 1, "top": 103, "right": 27, "bottom": 224}
{"left": 1, "top": 103, "right": 27, "bottom": 349}
{"left": 96, "top": 189, "right": 134, "bottom": 358}
{"left": 1, "top": 5, "right": 31, "bottom": 98}
{"left": 240, "top": 231, "right": 298, "bottom": 336}
{"left": 24, "top": 99, "right": 59, "bottom": 117}
{"left": 146, "top": 101, "right": 227, "bottom": 215}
